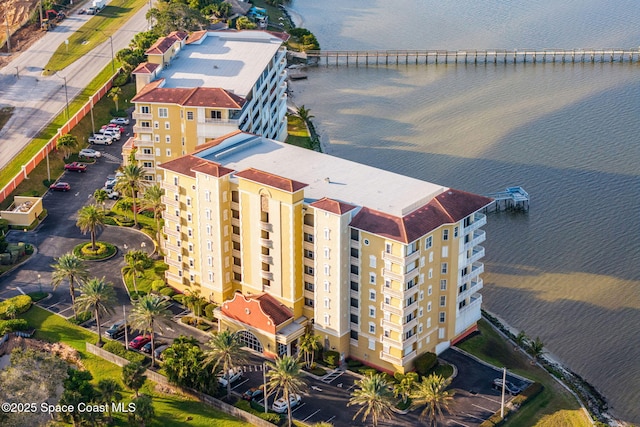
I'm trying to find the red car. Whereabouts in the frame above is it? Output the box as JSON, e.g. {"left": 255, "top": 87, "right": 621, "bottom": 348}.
{"left": 129, "top": 335, "right": 151, "bottom": 350}
{"left": 64, "top": 162, "right": 87, "bottom": 172}
{"left": 101, "top": 124, "right": 125, "bottom": 133}
{"left": 49, "top": 182, "right": 71, "bottom": 192}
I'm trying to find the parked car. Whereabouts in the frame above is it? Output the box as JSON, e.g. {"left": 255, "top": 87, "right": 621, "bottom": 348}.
{"left": 141, "top": 340, "right": 166, "bottom": 354}
{"left": 49, "top": 182, "right": 71, "bottom": 192}
{"left": 492, "top": 378, "right": 522, "bottom": 395}
{"left": 241, "top": 386, "right": 265, "bottom": 401}
{"left": 79, "top": 148, "right": 102, "bottom": 158}
{"left": 154, "top": 344, "right": 170, "bottom": 360}
{"left": 101, "top": 124, "right": 125, "bottom": 133}
{"left": 110, "top": 117, "right": 130, "bottom": 125}
{"left": 64, "top": 162, "right": 87, "bottom": 172}
{"left": 129, "top": 335, "right": 151, "bottom": 350}
{"left": 100, "top": 128, "right": 121, "bottom": 140}
{"left": 272, "top": 393, "right": 301, "bottom": 413}
{"left": 88, "top": 134, "right": 113, "bottom": 145}
{"left": 104, "top": 188, "right": 120, "bottom": 199}
{"left": 218, "top": 368, "right": 243, "bottom": 387}
{"left": 105, "top": 320, "right": 127, "bottom": 339}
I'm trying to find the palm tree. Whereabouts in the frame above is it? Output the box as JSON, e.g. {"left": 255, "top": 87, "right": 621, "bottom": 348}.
{"left": 93, "top": 188, "right": 108, "bottom": 212}
{"left": 394, "top": 371, "right": 418, "bottom": 405}
{"left": 528, "top": 337, "right": 545, "bottom": 363}
{"left": 51, "top": 253, "right": 89, "bottom": 316}
{"left": 267, "top": 355, "right": 306, "bottom": 427}
{"left": 297, "top": 105, "right": 314, "bottom": 123}
{"left": 122, "top": 362, "right": 147, "bottom": 397}
{"left": 108, "top": 86, "right": 122, "bottom": 112}
{"left": 298, "top": 331, "right": 320, "bottom": 369}
{"left": 203, "top": 330, "right": 249, "bottom": 400}
{"left": 140, "top": 184, "right": 165, "bottom": 248}
{"left": 514, "top": 330, "right": 527, "bottom": 351}
{"left": 56, "top": 133, "right": 77, "bottom": 159}
{"left": 122, "top": 252, "right": 146, "bottom": 295}
{"left": 76, "top": 204, "right": 105, "bottom": 251}
{"left": 347, "top": 373, "right": 395, "bottom": 427}
{"left": 74, "top": 277, "right": 116, "bottom": 346}
{"left": 411, "top": 373, "right": 455, "bottom": 426}
{"left": 115, "top": 164, "right": 148, "bottom": 227}
{"left": 128, "top": 294, "right": 171, "bottom": 367}
{"left": 96, "top": 379, "right": 122, "bottom": 421}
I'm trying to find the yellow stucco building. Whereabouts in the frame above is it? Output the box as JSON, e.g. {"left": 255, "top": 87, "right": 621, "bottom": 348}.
{"left": 158, "top": 131, "right": 492, "bottom": 373}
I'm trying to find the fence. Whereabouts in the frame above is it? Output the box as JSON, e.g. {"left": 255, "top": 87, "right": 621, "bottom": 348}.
{"left": 85, "top": 342, "right": 275, "bottom": 427}
{"left": 0, "top": 71, "right": 119, "bottom": 204}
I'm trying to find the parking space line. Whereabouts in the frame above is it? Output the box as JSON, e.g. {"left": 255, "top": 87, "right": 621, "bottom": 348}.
{"left": 324, "top": 416, "right": 335, "bottom": 423}
{"left": 477, "top": 394, "right": 502, "bottom": 404}
{"left": 232, "top": 379, "right": 249, "bottom": 390}
{"left": 472, "top": 403, "right": 495, "bottom": 413}
{"left": 449, "top": 420, "right": 470, "bottom": 426}
{"left": 291, "top": 403, "right": 306, "bottom": 413}
{"left": 462, "top": 412, "right": 486, "bottom": 422}
{"left": 301, "top": 409, "right": 321, "bottom": 422}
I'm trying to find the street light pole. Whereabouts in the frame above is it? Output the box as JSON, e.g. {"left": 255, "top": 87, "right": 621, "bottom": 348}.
{"left": 48, "top": 70, "right": 70, "bottom": 120}
{"left": 90, "top": 96, "right": 96, "bottom": 134}
{"left": 108, "top": 35, "right": 115, "bottom": 74}
{"left": 37, "top": 273, "right": 42, "bottom": 293}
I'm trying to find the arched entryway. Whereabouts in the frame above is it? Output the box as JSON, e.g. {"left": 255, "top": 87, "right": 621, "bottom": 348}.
{"left": 238, "top": 330, "right": 264, "bottom": 353}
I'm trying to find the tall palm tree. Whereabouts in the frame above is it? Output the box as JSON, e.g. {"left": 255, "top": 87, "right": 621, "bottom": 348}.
{"left": 51, "top": 253, "right": 89, "bottom": 316}
{"left": 411, "top": 373, "right": 455, "bottom": 426}
{"left": 203, "top": 330, "right": 249, "bottom": 400}
{"left": 122, "top": 362, "right": 147, "bottom": 397}
{"left": 93, "top": 188, "right": 108, "bottom": 212}
{"left": 140, "top": 184, "right": 165, "bottom": 248}
{"left": 108, "top": 87, "right": 122, "bottom": 111}
{"left": 122, "top": 254, "right": 145, "bottom": 295}
{"left": 96, "top": 379, "right": 122, "bottom": 421}
{"left": 128, "top": 294, "right": 171, "bottom": 367}
{"left": 267, "top": 355, "right": 306, "bottom": 427}
{"left": 76, "top": 204, "right": 105, "bottom": 251}
{"left": 74, "top": 277, "right": 116, "bottom": 346}
{"left": 115, "top": 164, "right": 148, "bottom": 227}
{"left": 56, "top": 134, "right": 77, "bottom": 159}
{"left": 347, "top": 373, "right": 395, "bottom": 427}
{"left": 514, "top": 330, "right": 527, "bottom": 351}
{"left": 298, "top": 331, "right": 321, "bottom": 369}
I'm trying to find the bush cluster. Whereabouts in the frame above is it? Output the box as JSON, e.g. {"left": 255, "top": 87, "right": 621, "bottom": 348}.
{"left": 323, "top": 350, "right": 340, "bottom": 368}
{"left": 80, "top": 242, "right": 108, "bottom": 256}
{"left": 103, "top": 340, "right": 147, "bottom": 365}
{"left": 113, "top": 216, "right": 134, "bottom": 227}
{"left": 68, "top": 311, "right": 92, "bottom": 325}
{"left": 0, "top": 318, "right": 29, "bottom": 335}
{"left": 414, "top": 352, "right": 438, "bottom": 376}
{"left": 159, "top": 287, "right": 175, "bottom": 297}
{"left": 234, "top": 399, "right": 281, "bottom": 424}
{"left": 203, "top": 303, "right": 216, "bottom": 320}
{"left": 0, "top": 295, "right": 32, "bottom": 319}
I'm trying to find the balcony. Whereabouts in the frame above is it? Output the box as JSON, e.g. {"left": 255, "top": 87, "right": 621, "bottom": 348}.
{"left": 402, "top": 334, "right": 417, "bottom": 348}
{"left": 463, "top": 212, "right": 487, "bottom": 235}
{"left": 405, "top": 249, "right": 420, "bottom": 266}
{"left": 350, "top": 273, "right": 359, "bottom": 283}
{"left": 165, "top": 271, "right": 184, "bottom": 285}
{"left": 230, "top": 201, "right": 239, "bottom": 210}
{"left": 232, "top": 265, "right": 242, "bottom": 274}
{"left": 380, "top": 334, "right": 402, "bottom": 347}
{"left": 467, "top": 246, "right": 485, "bottom": 266}
{"left": 350, "top": 289, "right": 359, "bottom": 300}
{"left": 456, "top": 294, "right": 483, "bottom": 335}
{"left": 132, "top": 112, "right": 152, "bottom": 120}
{"left": 135, "top": 152, "right": 155, "bottom": 161}
{"left": 166, "top": 258, "right": 181, "bottom": 268}
{"left": 401, "top": 350, "right": 417, "bottom": 365}
{"left": 381, "top": 302, "right": 402, "bottom": 316}
{"left": 350, "top": 239, "right": 359, "bottom": 249}
{"left": 460, "top": 262, "right": 484, "bottom": 285}
{"left": 161, "top": 182, "right": 178, "bottom": 193}
{"left": 260, "top": 238, "right": 273, "bottom": 249}
{"left": 303, "top": 241, "right": 314, "bottom": 251}
{"left": 232, "top": 249, "right": 241, "bottom": 259}
{"left": 403, "top": 300, "right": 419, "bottom": 316}
{"left": 350, "top": 256, "right": 359, "bottom": 265}
{"left": 382, "top": 268, "right": 403, "bottom": 283}
{"left": 133, "top": 125, "right": 153, "bottom": 134}
{"left": 381, "top": 318, "right": 402, "bottom": 332}
{"left": 304, "top": 273, "right": 315, "bottom": 284}
{"left": 381, "top": 251, "right": 403, "bottom": 265}
{"left": 304, "top": 290, "right": 314, "bottom": 300}
{"left": 382, "top": 285, "right": 403, "bottom": 299}
{"left": 261, "top": 254, "right": 274, "bottom": 264}
{"left": 403, "top": 317, "right": 418, "bottom": 334}
{"left": 231, "top": 217, "right": 240, "bottom": 227}
{"left": 260, "top": 221, "right": 273, "bottom": 232}
{"left": 197, "top": 119, "right": 240, "bottom": 139}
{"left": 261, "top": 271, "right": 274, "bottom": 281}
{"left": 133, "top": 138, "right": 154, "bottom": 147}
{"left": 163, "top": 227, "right": 180, "bottom": 238}
{"left": 161, "top": 196, "right": 178, "bottom": 207}
{"left": 464, "top": 230, "right": 486, "bottom": 252}
{"left": 303, "top": 224, "right": 314, "bottom": 235}
{"left": 164, "top": 242, "right": 179, "bottom": 252}
{"left": 458, "top": 279, "right": 483, "bottom": 303}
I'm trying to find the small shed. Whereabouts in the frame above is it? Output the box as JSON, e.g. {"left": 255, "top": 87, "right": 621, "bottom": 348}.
{"left": 0, "top": 196, "right": 43, "bottom": 227}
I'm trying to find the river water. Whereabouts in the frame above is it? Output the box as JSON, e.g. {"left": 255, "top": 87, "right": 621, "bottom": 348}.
{"left": 286, "top": 0, "right": 640, "bottom": 422}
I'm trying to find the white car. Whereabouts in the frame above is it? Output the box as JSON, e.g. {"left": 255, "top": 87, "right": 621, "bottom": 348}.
{"left": 218, "top": 368, "right": 242, "bottom": 387}
{"left": 110, "top": 117, "right": 130, "bottom": 125}
{"left": 79, "top": 148, "right": 102, "bottom": 158}
{"left": 100, "top": 128, "right": 121, "bottom": 140}
{"left": 88, "top": 134, "right": 113, "bottom": 145}
{"left": 272, "top": 393, "right": 301, "bottom": 413}
{"left": 104, "top": 188, "right": 120, "bottom": 199}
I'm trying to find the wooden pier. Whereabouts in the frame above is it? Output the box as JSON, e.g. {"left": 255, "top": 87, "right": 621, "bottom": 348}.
{"left": 485, "top": 186, "right": 530, "bottom": 212}
{"left": 305, "top": 48, "right": 640, "bottom": 67}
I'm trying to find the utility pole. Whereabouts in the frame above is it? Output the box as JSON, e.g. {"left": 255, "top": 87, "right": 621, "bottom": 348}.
{"left": 5, "top": 20, "right": 10, "bottom": 53}
{"left": 39, "top": 0, "right": 43, "bottom": 28}
{"left": 123, "top": 305, "right": 129, "bottom": 350}
{"left": 500, "top": 367, "right": 506, "bottom": 418}
{"left": 263, "top": 361, "right": 269, "bottom": 414}
{"left": 90, "top": 96, "right": 96, "bottom": 134}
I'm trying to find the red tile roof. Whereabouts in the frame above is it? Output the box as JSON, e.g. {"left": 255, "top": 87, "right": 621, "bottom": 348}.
{"left": 158, "top": 155, "right": 233, "bottom": 178}
{"left": 235, "top": 168, "right": 308, "bottom": 193}
{"left": 145, "top": 31, "right": 188, "bottom": 55}
{"left": 186, "top": 30, "right": 207, "bottom": 45}
{"left": 132, "top": 62, "right": 160, "bottom": 75}
{"left": 132, "top": 86, "right": 245, "bottom": 108}
{"left": 267, "top": 31, "right": 291, "bottom": 42}
{"left": 310, "top": 197, "right": 357, "bottom": 215}
{"left": 254, "top": 293, "right": 293, "bottom": 327}
{"left": 350, "top": 189, "right": 493, "bottom": 243}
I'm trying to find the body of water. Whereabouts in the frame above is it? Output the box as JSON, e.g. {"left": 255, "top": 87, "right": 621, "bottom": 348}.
{"left": 286, "top": 0, "right": 640, "bottom": 422}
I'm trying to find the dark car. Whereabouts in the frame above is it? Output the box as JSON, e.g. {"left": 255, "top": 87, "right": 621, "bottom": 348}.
{"left": 49, "top": 182, "right": 71, "bottom": 192}
{"left": 105, "top": 320, "right": 127, "bottom": 339}
{"left": 492, "top": 378, "right": 523, "bottom": 395}
{"left": 141, "top": 340, "right": 166, "bottom": 354}
{"left": 64, "top": 162, "right": 87, "bottom": 172}
{"left": 129, "top": 335, "right": 151, "bottom": 350}
{"left": 242, "top": 386, "right": 265, "bottom": 401}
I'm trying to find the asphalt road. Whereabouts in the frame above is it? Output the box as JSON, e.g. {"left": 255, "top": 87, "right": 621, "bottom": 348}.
{"left": 0, "top": 0, "right": 154, "bottom": 172}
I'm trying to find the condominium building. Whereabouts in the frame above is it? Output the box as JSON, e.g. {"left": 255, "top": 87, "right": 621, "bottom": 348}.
{"left": 124, "top": 30, "right": 289, "bottom": 182}
{"left": 158, "top": 131, "right": 492, "bottom": 373}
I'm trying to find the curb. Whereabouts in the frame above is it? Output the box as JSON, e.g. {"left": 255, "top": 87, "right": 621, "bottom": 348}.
{"left": 0, "top": 246, "right": 37, "bottom": 279}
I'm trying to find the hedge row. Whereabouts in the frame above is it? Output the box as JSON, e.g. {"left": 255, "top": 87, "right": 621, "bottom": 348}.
{"left": 0, "top": 295, "right": 32, "bottom": 319}
{"left": 234, "top": 399, "right": 281, "bottom": 424}
{"left": 414, "top": 352, "right": 438, "bottom": 376}
{"left": 102, "top": 341, "right": 147, "bottom": 365}
{"left": 0, "top": 318, "right": 29, "bottom": 335}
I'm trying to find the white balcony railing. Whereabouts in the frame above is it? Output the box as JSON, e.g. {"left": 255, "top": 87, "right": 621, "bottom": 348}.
{"left": 462, "top": 212, "right": 487, "bottom": 235}
{"left": 403, "top": 300, "right": 419, "bottom": 316}
{"left": 382, "top": 268, "right": 403, "bottom": 283}
{"left": 464, "top": 230, "right": 486, "bottom": 252}
{"left": 260, "top": 238, "right": 273, "bottom": 249}
{"left": 163, "top": 227, "right": 180, "bottom": 238}
{"left": 132, "top": 112, "right": 152, "bottom": 120}
{"left": 260, "top": 221, "right": 273, "bottom": 232}
{"left": 261, "top": 271, "right": 274, "bottom": 281}
{"left": 133, "top": 126, "right": 153, "bottom": 134}
{"left": 161, "top": 196, "right": 178, "bottom": 207}
{"left": 467, "top": 246, "right": 485, "bottom": 266}
{"left": 261, "top": 255, "right": 274, "bottom": 264}
{"left": 382, "top": 285, "right": 403, "bottom": 299}
{"left": 161, "top": 182, "right": 178, "bottom": 193}
{"left": 456, "top": 294, "right": 483, "bottom": 335}
{"left": 135, "top": 153, "right": 155, "bottom": 162}
{"left": 381, "top": 318, "right": 402, "bottom": 332}
{"left": 133, "top": 139, "right": 154, "bottom": 147}
{"left": 458, "top": 279, "right": 483, "bottom": 303}
{"left": 381, "top": 302, "right": 402, "bottom": 316}
{"left": 165, "top": 258, "right": 181, "bottom": 268}
{"left": 381, "top": 250, "right": 403, "bottom": 264}
{"left": 460, "top": 262, "right": 484, "bottom": 285}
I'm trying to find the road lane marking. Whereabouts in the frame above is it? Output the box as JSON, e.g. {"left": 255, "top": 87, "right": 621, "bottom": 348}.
{"left": 302, "top": 409, "right": 321, "bottom": 422}
{"left": 232, "top": 378, "right": 249, "bottom": 390}
{"left": 463, "top": 412, "right": 486, "bottom": 421}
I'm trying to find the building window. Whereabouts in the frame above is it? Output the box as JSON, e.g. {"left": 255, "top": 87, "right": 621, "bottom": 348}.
{"left": 154, "top": 135, "right": 160, "bottom": 143}
{"left": 154, "top": 121, "right": 159, "bottom": 129}
{"left": 141, "top": 106, "right": 150, "bottom": 114}
{"left": 207, "top": 256, "right": 212, "bottom": 266}
{"left": 165, "top": 135, "right": 171, "bottom": 143}
{"left": 384, "top": 296, "right": 390, "bottom": 304}
{"left": 188, "top": 243, "right": 193, "bottom": 252}
{"left": 186, "top": 111, "right": 194, "bottom": 120}
{"left": 166, "top": 148, "right": 171, "bottom": 157}
{"left": 189, "top": 258, "right": 194, "bottom": 267}
{"left": 441, "top": 263, "right": 448, "bottom": 274}
{"left": 208, "top": 271, "right": 213, "bottom": 282}
{"left": 428, "top": 268, "right": 433, "bottom": 279}
{"left": 443, "top": 229, "right": 449, "bottom": 241}
{"left": 158, "top": 108, "right": 168, "bottom": 118}
{"left": 324, "top": 281, "right": 330, "bottom": 292}
{"left": 385, "top": 242, "right": 392, "bottom": 254}
{"left": 369, "top": 255, "right": 376, "bottom": 268}
{"left": 173, "top": 176, "right": 179, "bottom": 185}
{"left": 205, "top": 209, "right": 211, "bottom": 220}
{"left": 350, "top": 330, "right": 358, "bottom": 340}
{"left": 350, "top": 314, "right": 359, "bottom": 324}
{"left": 164, "top": 122, "right": 170, "bottom": 130}
{"left": 174, "top": 209, "right": 179, "bottom": 217}
{"left": 324, "top": 228, "right": 330, "bottom": 240}
{"left": 324, "top": 314, "right": 330, "bottom": 326}
{"left": 350, "top": 298, "right": 359, "bottom": 308}
{"left": 304, "top": 249, "right": 314, "bottom": 259}
{"left": 369, "top": 290, "right": 376, "bottom": 301}
{"left": 304, "top": 282, "right": 314, "bottom": 292}
{"left": 304, "top": 233, "right": 314, "bottom": 243}
{"left": 425, "top": 236, "right": 433, "bottom": 249}
{"left": 144, "top": 175, "right": 153, "bottom": 181}
{"left": 427, "top": 302, "right": 432, "bottom": 312}
{"left": 324, "top": 247, "right": 330, "bottom": 259}
{"left": 324, "top": 265, "right": 330, "bottom": 276}
{"left": 187, "top": 228, "right": 192, "bottom": 237}
{"left": 440, "top": 280, "right": 447, "bottom": 290}
{"left": 304, "top": 266, "right": 314, "bottom": 276}
{"left": 384, "top": 279, "right": 391, "bottom": 288}
{"left": 186, "top": 197, "right": 191, "bottom": 207}
{"left": 187, "top": 213, "right": 192, "bottom": 222}
{"left": 419, "top": 307, "right": 423, "bottom": 317}
{"left": 369, "top": 273, "right": 376, "bottom": 284}
{"left": 428, "top": 285, "right": 432, "bottom": 296}
{"left": 440, "top": 296, "right": 446, "bottom": 307}
{"left": 369, "top": 323, "right": 376, "bottom": 334}
{"left": 368, "top": 339, "right": 375, "bottom": 350}
{"left": 304, "top": 298, "right": 314, "bottom": 307}
{"left": 324, "top": 298, "right": 330, "bottom": 309}
{"left": 369, "top": 306, "right": 376, "bottom": 317}
{"left": 206, "top": 225, "right": 211, "bottom": 235}
{"left": 419, "top": 290, "right": 424, "bottom": 301}
{"left": 439, "top": 312, "right": 446, "bottom": 323}
{"left": 442, "top": 246, "right": 448, "bottom": 258}
{"left": 363, "top": 239, "right": 370, "bottom": 246}
{"left": 204, "top": 191, "right": 210, "bottom": 202}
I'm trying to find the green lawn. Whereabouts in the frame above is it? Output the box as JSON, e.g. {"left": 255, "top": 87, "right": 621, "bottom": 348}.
{"left": 44, "top": 0, "right": 148, "bottom": 73}
{"left": 19, "top": 306, "right": 252, "bottom": 427}
{"left": 123, "top": 259, "right": 168, "bottom": 295}
{"left": 286, "top": 114, "right": 313, "bottom": 149}
{"left": 457, "top": 319, "right": 591, "bottom": 427}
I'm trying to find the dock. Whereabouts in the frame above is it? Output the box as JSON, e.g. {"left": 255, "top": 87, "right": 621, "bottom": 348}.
{"left": 485, "top": 186, "right": 530, "bottom": 212}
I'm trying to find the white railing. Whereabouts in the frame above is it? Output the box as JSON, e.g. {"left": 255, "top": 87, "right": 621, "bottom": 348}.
{"left": 462, "top": 212, "right": 487, "bottom": 235}
{"left": 464, "top": 230, "right": 486, "bottom": 251}
{"left": 460, "top": 262, "right": 484, "bottom": 285}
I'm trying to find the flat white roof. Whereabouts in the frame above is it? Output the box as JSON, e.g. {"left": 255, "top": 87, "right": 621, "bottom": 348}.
{"left": 197, "top": 133, "right": 446, "bottom": 217}
{"left": 158, "top": 31, "right": 283, "bottom": 97}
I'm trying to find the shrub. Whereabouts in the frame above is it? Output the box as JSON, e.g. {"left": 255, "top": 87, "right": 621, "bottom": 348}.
{"left": 112, "top": 72, "right": 130, "bottom": 87}
{"left": 129, "top": 291, "right": 147, "bottom": 300}
{"left": 114, "top": 216, "right": 134, "bottom": 227}
{"left": 0, "top": 219, "right": 9, "bottom": 234}
{"left": 151, "top": 280, "right": 165, "bottom": 292}
{"left": 81, "top": 242, "right": 108, "bottom": 256}
{"left": 172, "top": 294, "right": 185, "bottom": 304}
{"left": 27, "top": 291, "right": 48, "bottom": 302}
{"left": 196, "top": 323, "right": 211, "bottom": 331}
{"left": 511, "top": 382, "right": 544, "bottom": 407}
{"left": 234, "top": 399, "right": 281, "bottom": 424}
{"left": 414, "top": 352, "right": 438, "bottom": 376}
{"left": 68, "top": 311, "right": 92, "bottom": 325}
{"left": 347, "top": 358, "right": 363, "bottom": 369}
{"left": 159, "top": 287, "right": 175, "bottom": 297}
{"left": 307, "top": 366, "right": 327, "bottom": 376}
{"left": 0, "top": 295, "right": 32, "bottom": 319}
{"left": 181, "top": 316, "right": 195, "bottom": 326}
{"left": 139, "top": 210, "right": 155, "bottom": 219}
{"left": 358, "top": 367, "right": 377, "bottom": 377}
{"left": 0, "top": 318, "right": 29, "bottom": 334}
{"left": 103, "top": 216, "right": 117, "bottom": 226}
{"left": 204, "top": 303, "right": 216, "bottom": 320}
{"left": 323, "top": 350, "right": 340, "bottom": 368}
{"left": 103, "top": 340, "right": 147, "bottom": 365}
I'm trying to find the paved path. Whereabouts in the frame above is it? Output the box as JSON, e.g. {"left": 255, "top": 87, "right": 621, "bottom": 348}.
{"left": 0, "top": 0, "right": 152, "bottom": 172}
